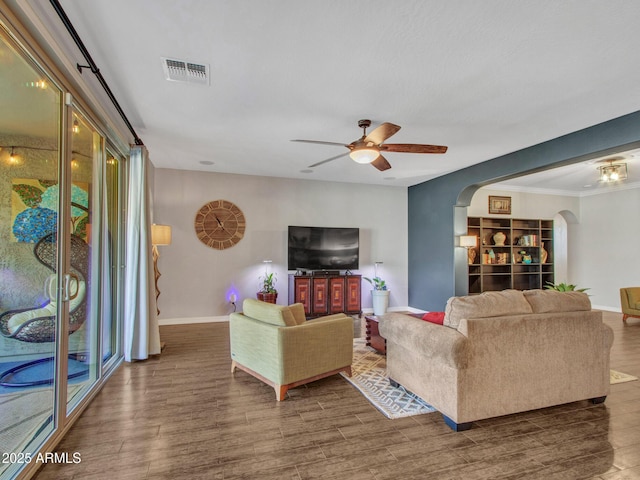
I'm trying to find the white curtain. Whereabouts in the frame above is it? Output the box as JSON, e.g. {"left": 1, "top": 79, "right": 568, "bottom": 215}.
{"left": 123, "top": 145, "right": 160, "bottom": 361}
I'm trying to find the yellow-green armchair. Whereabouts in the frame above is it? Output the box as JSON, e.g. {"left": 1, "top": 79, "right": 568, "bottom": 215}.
{"left": 620, "top": 287, "right": 640, "bottom": 322}
{"left": 230, "top": 299, "right": 353, "bottom": 400}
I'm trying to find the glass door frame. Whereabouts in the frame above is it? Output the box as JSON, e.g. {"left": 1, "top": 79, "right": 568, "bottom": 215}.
{"left": 102, "top": 143, "right": 126, "bottom": 375}
{"left": 0, "top": 8, "right": 126, "bottom": 480}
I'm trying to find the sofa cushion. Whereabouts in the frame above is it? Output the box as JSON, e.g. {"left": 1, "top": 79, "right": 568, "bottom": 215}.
{"left": 288, "top": 303, "right": 307, "bottom": 325}
{"left": 444, "top": 290, "right": 532, "bottom": 329}
{"left": 7, "top": 302, "right": 57, "bottom": 334}
{"left": 523, "top": 289, "right": 591, "bottom": 313}
{"left": 242, "top": 299, "right": 297, "bottom": 326}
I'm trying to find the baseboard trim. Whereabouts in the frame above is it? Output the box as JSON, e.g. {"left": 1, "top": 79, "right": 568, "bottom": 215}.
{"left": 158, "top": 316, "right": 229, "bottom": 326}
{"left": 592, "top": 305, "right": 621, "bottom": 313}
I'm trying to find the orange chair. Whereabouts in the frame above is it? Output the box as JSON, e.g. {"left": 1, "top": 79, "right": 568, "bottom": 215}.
{"left": 620, "top": 287, "right": 640, "bottom": 322}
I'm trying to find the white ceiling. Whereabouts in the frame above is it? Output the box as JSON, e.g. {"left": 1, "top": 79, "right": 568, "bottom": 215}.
{"left": 31, "top": 1, "right": 640, "bottom": 189}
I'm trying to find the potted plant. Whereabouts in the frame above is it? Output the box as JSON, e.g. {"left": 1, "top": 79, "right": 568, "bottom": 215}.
{"left": 364, "top": 276, "right": 389, "bottom": 316}
{"left": 257, "top": 272, "right": 278, "bottom": 304}
{"left": 544, "top": 281, "right": 589, "bottom": 293}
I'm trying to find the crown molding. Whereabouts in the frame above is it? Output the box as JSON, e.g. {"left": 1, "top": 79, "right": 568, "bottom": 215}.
{"left": 484, "top": 181, "right": 640, "bottom": 198}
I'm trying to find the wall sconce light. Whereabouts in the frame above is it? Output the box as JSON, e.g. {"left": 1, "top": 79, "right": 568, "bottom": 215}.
{"left": 151, "top": 224, "right": 172, "bottom": 315}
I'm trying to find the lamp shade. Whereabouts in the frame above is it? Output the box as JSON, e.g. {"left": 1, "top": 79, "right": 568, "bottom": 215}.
{"left": 349, "top": 147, "right": 379, "bottom": 164}
{"left": 459, "top": 235, "right": 477, "bottom": 248}
{"left": 151, "top": 224, "right": 172, "bottom": 246}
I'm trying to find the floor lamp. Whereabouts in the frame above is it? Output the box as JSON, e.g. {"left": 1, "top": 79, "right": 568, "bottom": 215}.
{"left": 151, "top": 224, "right": 172, "bottom": 316}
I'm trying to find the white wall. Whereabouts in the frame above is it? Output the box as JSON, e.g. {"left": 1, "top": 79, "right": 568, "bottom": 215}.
{"left": 468, "top": 188, "right": 581, "bottom": 219}
{"left": 469, "top": 186, "right": 639, "bottom": 310}
{"left": 153, "top": 169, "right": 408, "bottom": 322}
{"left": 569, "top": 187, "right": 640, "bottom": 310}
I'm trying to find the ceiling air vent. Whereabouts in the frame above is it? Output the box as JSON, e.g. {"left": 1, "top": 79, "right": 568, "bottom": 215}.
{"left": 161, "top": 57, "right": 209, "bottom": 85}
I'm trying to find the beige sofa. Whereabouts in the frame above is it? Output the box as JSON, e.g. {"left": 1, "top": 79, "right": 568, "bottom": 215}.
{"left": 378, "top": 289, "right": 613, "bottom": 431}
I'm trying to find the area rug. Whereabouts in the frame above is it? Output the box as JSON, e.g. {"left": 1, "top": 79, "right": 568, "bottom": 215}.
{"left": 341, "top": 338, "right": 436, "bottom": 419}
{"left": 610, "top": 370, "right": 638, "bottom": 384}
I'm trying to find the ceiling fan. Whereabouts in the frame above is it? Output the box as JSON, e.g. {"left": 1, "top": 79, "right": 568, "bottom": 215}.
{"left": 292, "top": 119, "right": 447, "bottom": 171}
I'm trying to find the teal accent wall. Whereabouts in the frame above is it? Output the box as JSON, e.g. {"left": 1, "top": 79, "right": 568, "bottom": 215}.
{"left": 408, "top": 110, "right": 640, "bottom": 311}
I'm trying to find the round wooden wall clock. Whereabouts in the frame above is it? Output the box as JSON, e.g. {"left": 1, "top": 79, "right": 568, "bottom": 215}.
{"left": 194, "top": 200, "right": 246, "bottom": 250}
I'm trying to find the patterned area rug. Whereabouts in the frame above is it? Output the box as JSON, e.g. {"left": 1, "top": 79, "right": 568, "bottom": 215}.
{"left": 341, "top": 338, "right": 436, "bottom": 419}
{"left": 610, "top": 370, "right": 638, "bottom": 384}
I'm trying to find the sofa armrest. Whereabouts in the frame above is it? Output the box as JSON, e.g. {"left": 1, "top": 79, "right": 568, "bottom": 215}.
{"left": 378, "top": 313, "right": 469, "bottom": 369}
{"left": 279, "top": 315, "right": 353, "bottom": 383}
{"left": 306, "top": 313, "right": 350, "bottom": 324}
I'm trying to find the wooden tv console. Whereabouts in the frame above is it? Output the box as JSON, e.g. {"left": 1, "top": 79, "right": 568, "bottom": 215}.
{"left": 288, "top": 273, "right": 362, "bottom": 319}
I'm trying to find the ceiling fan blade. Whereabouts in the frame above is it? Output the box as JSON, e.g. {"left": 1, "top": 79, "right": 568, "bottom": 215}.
{"left": 380, "top": 143, "right": 448, "bottom": 154}
{"left": 308, "top": 152, "right": 350, "bottom": 168}
{"left": 365, "top": 122, "right": 401, "bottom": 145}
{"left": 371, "top": 154, "right": 392, "bottom": 171}
{"left": 291, "top": 139, "right": 348, "bottom": 147}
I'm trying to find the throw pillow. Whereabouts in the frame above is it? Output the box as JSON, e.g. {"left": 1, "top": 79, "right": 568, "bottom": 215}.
{"left": 7, "top": 302, "right": 57, "bottom": 334}
{"left": 422, "top": 311, "right": 445, "bottom": 325}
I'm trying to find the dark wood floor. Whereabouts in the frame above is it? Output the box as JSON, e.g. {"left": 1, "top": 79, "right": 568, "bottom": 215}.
{"left": 33, "top": 311, "right": 640, "bottom": 480}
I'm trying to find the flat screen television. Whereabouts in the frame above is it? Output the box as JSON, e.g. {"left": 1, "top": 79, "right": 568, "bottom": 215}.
{"left": 288, "top": 226, "right": 359, "bottom": 271}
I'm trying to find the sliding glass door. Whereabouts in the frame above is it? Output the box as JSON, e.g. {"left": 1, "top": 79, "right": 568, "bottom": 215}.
{"left": 0, "top": 17, "right": 126, "bottom": 480}
{"left": 102, "top": 148, "right": 125, "bottom": 368}
{"left": 0, "top": 26, "right": 61, "bottom": 479}
{"left": 65, "top": 110, "right": 100, "bottom": 414}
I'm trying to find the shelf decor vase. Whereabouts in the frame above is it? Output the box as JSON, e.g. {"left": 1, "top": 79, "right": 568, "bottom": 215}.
{"left": 540, "top": 242, "right": 548, "bottom": 264}
{"left": 493, "top": 231, "right": 506, "bottom": 246}
{"left": 371, "top": 290, "right": 390, "bottom": 316}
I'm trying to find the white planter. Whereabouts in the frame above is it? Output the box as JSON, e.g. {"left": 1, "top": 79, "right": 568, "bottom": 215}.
{"left": 371, "top": 290, "right": 390, "bottom": 316}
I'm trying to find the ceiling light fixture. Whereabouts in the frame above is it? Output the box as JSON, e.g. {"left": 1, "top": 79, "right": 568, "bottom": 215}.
{"left": 597, "top": 161, "right": 628, "bottom": 183}
{"left": 349, "top": 146, "right": 379, "bottom": 164}
{"left": 72, "top": 119, "right": 80, "bottom": 134}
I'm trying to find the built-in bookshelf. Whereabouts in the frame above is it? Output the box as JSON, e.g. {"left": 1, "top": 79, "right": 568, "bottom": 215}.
{"left": 467, "top": 217, "right": 554, "bottom": 294}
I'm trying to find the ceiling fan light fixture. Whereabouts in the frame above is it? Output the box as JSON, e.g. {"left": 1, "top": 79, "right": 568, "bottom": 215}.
{"left": 349, "top": 147, "right": 379, "bottom": 164}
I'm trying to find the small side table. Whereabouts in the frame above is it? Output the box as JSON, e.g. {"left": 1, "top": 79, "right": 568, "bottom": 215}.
{"left": 365, "top": 315, "right": 386, "bottom": 355}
